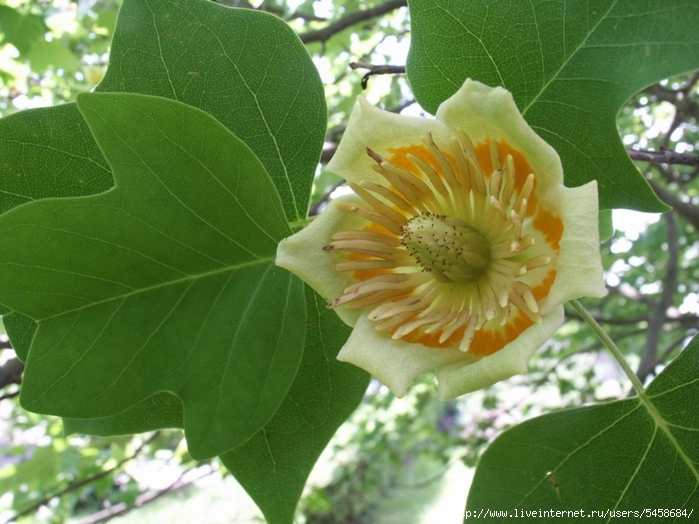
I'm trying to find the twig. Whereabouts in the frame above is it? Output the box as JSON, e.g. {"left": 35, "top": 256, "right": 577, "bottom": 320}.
{"left": 647, "top": 179, "right": 699, "bottom": 232}
{"left": 3, "top": 433, "right": 161, "bottom": 524}
{"left": 636, "top": 213, "right": 679, "bottom": 382}
{"left": 0, "top": 389, "right": 19, "bottom": 401}
{"left": 627, "top": 148, "right": 699, "bottom": 167}
{"left": 76, "top": 466, "right": 216, "bottom": 524}
{"left": 565, "top": 309, "right": 697, "bottom": 327}
{"left": 350, "top": 62, "right": 406, "bottom": 89}
{"left": 0, "top": 357, "right": 24, "bottom": 390}
{"left": 308, "top": 180, "right": 346, "bottom": 217}
{"left": 299, "top": 0, "right": 407, "bottom": 44}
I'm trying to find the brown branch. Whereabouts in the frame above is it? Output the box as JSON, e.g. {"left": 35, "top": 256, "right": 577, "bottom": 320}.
{"left": 0, "top": 390, "right": 19, "bottom": 401}
{"left": 0, "top": 357, "right": 24, "bottom": 390}
{"left": 3, "top": 433, "right": 161, "bottom": 524}
{"left": 636, "top": 213, "right": 679, "bottom": 382}
{"left": 628, "top": 148, "right": 699, "bottom": 167}
{"left": 350, "top": 62, "right": 407, "bottom": 89}
{"left": 648, "top": 179, "right": 699, "bottom": 232}
{"left": 565, "top": 310, "right": 697, "bottom": 327}
{"left": 76, "top": 467, "right": 215, "bottom": 524}
{"left": 299, "top": 0, "right": 407, "bottom": 44}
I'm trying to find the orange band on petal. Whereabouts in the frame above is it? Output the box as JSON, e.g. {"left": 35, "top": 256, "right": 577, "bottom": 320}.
{"left": 533, "top": 208, "right": 564, "bottom": 249}
{"left": 475, "top": 140, "right": 539, "bottom": 215}
{"left": 397, "top": 324, "right": 466, "bottom": 348}
{"left": 469, "top": 313, "right": 534, "bottom": 357}
{"left": 532, "top": 269, "right": 557, "bottom": 301}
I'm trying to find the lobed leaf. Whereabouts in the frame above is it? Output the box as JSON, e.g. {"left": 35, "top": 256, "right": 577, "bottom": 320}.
{"left": 0, "top": 92, "right": 305, "bottom": 460}
{"left": 0, "top": 0, "right": 326, "bottom": 221}
{"left": 64, "top": 286, "right": 370, "bottom": 524}
{"left": 407, "top": 0, "right": 699, "bottom": 212}
{"left": 466, "top": 333, "right": 699, "bottom": 521}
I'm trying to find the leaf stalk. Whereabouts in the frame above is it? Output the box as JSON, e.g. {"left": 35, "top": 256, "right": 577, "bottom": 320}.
{"left": 569, "top": 299, "right": 646, "bottom": 395}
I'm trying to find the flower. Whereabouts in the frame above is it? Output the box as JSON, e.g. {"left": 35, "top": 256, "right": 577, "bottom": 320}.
{"left": 277, "top": 79, "right": 607, "bottom": 400}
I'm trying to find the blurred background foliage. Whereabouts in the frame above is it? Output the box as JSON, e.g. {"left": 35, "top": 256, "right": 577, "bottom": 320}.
{"left": 0, "top": 0, "right": 697, "bottom": 522}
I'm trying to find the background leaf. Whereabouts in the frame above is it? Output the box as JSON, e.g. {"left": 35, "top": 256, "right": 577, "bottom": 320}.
{"left": 64, "top": 286, "right": 370, "bottom": 524}
{"left": 0, "top": 0, "right": 326, "bottom": 222}
{"left": 466, "top": 333, "right": 699, "bottom": 521}
{"left": 0, "top": 92, "right": 305, "bottom": 460}
{"left": 0, "top": 105, "right": 113, "bottom": 215}
{"left": 407, "top": 0, "right": 699, "bottom": 212}
{"left": 98, "top": 0, "right": 325, "bottom": 222}
{"left": 63, "top": 392, "right": 184, "bottom": 436}
{"left": 221, "top": 287, "right": 370, "bottom": 524}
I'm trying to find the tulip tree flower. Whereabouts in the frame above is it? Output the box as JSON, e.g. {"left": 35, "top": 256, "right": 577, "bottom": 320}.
{"left": 277, "top": 79, "right": 607, "bottom": 400}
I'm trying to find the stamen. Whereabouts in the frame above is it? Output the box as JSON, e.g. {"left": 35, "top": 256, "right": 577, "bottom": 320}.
{"left": 333, "top": 259, "right": 410, "bottom": 272}
{"left": 406, "top": 154, "right": 450, "bottom": 198}
{"left": 339, "top": 203, "right": 402, "bottom": 234}
{"left": 450, "top": 137, "right": 472, "bottom": 193}
{"left": 459, "top": 316, "right": 478, "bottom": 352}
{"left": 502, "top": 155, "right": 516, "bottom": 204}
{"left": 425, "top": 133, "right": 460, "bottom": 189}
{"left": 360, "top": 181, "right": 415, "bottom": 214}
{"left": 370, "top": 163, "right": 426, "bottom": 211}
{"left": 490, "top": 139, "right": 501, "bottom": 171}
{"left": 326, "top": 239, "right": 402, "bottom": 259}
{"left": 380, "top": 162, "right": 440, "bottom": 210}
{"left": 326, "top": 131, "right": 559, "bottom": 354}
{"left": 331, "top": 229, "right": 401, "bottom": 246}
{"left": 519, "top": 255, "right": 551, "bottom": 274}
{"left": 514, "top": 173, "right": 535, "bottom": 214}
{"left": 349, "top": 182, "right": 409, "bottom": 226}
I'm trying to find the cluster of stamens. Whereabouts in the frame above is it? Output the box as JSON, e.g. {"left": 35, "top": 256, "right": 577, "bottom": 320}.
{"left": 323, "top": 130, "right": 555, "bottom": 353}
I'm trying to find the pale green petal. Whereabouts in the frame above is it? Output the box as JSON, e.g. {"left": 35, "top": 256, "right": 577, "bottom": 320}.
{"left": 328, "top": 97, "right": 451, "bottom": 188}
{"left": 436, "top": 307, "right": 565, "bottom": 400}
{"left": 276, "top": 195, "right": 365, "bottom": 327}
{"left": 337, "top": 315, "right": 468, "bottom": 398}
{"left": 436, "top": 79, "right": 563, "bottom": 194}
{"left": 539, "top": 181, "right": 608, "bottom": 315}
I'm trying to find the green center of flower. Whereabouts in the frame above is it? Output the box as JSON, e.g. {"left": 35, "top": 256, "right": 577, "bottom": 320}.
{"left": 401, "top": 213, "right": 490, "bottom": 284}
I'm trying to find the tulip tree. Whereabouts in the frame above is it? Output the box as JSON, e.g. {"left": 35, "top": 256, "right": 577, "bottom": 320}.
{"left": 0, "top": 0, "right": 698, "bottom": 522}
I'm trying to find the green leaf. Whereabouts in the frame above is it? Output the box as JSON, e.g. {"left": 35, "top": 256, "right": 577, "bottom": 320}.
{"left": 0, "top": 104, "right": 113, "bottom": 215}
{"left": 0, "top": 0, "right": 325, "bottom": 220}
{"left": 466, "top": 334, "right": 699, "bottom": 521}
{"left": 0, "top": 6, "right": 46, "bottom": 56}
{"left": 26, "top": 39, "right": 81, "bottom": 72}
{"left": 221, "top": 286, "right": 370, "bottom": 524}
{"left": 599, "top": 209, "right": 613, "bottom": 243}
{"left": 406, "top": 0, "right": 699, "bottom": 212}
{"left": 97, "top": 0, "right": 325, "bottom": 222}
{"left": 0, "top": 92, "right": 305, "bottom": 460}
{"left": 3, "top": 311, "right": 36, "bottom": 362}
{"left": 63, "top": 392, "right": 184, "bottom": 436}
{"left": 64, "top": 286, "right": 370, "bottom": 524}
{"left": 0, "top": 0, "right": 326, "bottom": 221}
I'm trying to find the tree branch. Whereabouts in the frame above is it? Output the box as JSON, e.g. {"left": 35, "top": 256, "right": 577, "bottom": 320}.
{"left": 647, "top": 179, "right": 699, "bottom": 232}
{"left": 636, "top": 213, "right": 679, "bottom": 382}
{"left": 350, "top": 61, "right": 406, "bottom": 88}
{"left": 76, "top": 466, "right": 215, "bottom": 524}
{"left": 3, "top": 433, "right": 161, "bottom": 524}
{"left": 299, "top": 0, "right": 407, "bottom": 44}
{"left": 628, "top": 148, "right": 699, "bottom": 167}
{"left": 0, "top": 357, "right": 24, "bottom": 391}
